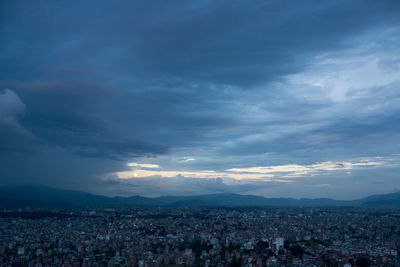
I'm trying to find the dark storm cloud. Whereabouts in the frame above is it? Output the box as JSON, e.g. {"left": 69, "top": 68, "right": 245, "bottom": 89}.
{"left": 0, "top": 146, "right": 126, "bottom": 189}
{"left": 1, "top": 0, "right": 400, "bottom": 196}
{"left": 2, "top": 1, "right": 399, "bottom": 86}
{"left": 0, "top": 83, "right": 166, "bottom": 160}
{"left": 135, "top": 0, "right": 400, "bottom": 86}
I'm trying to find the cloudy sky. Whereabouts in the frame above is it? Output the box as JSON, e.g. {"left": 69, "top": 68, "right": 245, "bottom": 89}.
{"left": 1, "top": 0, "right": 400, "bottom": 199}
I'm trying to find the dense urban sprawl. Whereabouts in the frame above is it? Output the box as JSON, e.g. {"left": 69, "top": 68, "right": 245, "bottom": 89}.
{"left": 1, "top": 207, "right": 399, "bottom": 266}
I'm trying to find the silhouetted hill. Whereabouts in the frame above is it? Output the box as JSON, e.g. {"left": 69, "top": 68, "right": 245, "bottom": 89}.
{"left": 0, "top": 184, "right": 113, "bottom": 206}
{"left": 0, "top": 185, "right": 399, "bottom": 208}
{"left": 354, "top": 192, "right": 400, "bottom": 208}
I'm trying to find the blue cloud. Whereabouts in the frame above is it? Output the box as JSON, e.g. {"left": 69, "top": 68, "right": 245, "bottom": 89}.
{"left": 1, "top": 0, "right": 400, "bottom": 198}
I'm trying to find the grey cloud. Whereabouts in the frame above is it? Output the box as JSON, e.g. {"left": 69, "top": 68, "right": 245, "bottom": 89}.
{"left": 96, "top": 176, "right": 272, "bottom": 197}
{"left": 0, "top": 145, "right": 125, "bottom": 188}
{"left": 6, "top": 81, "right": 168, "bottom": 160}
{"left": 1, "top": 0, "right": 400, "bottom": 197}
{"left": 2, "top": 1, "right": 399, "bottom": 87}
{"left": 134, "top": 1, "right": 400, "bottom": 86}
{"left": 378, "top": 57, "right": 400, "bottom": 73}
{"left": 0, "top": 89, "right": 25, "bottom": 117}
{"left": 0, "top": 89, "right": 35, "bottom": 152}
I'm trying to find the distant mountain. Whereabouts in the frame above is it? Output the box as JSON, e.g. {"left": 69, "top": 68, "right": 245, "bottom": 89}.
{"left": 354, "top": 192, "right": 400, "bottom": 208}
{"left": 0, "top": 185, "right": 155, "bottom": 207}
{"left": 0, "top": 184, "right": 399, "bottom": 208}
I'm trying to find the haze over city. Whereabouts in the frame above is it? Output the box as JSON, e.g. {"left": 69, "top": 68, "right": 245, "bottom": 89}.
{"left": 1, "top": 0, "right": 400, "bottom": 200}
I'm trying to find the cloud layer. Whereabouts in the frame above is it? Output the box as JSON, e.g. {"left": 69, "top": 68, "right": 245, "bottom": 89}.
{"left": 1, "top": 1, "right": 400, "bottom": 199}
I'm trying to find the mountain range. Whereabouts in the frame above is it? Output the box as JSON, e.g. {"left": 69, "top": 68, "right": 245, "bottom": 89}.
{"left": 0, "top": 184, "right": 399, "bottom": 208}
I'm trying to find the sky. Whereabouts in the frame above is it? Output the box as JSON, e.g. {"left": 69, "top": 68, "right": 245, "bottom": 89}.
{"left": 1, "top": 0, "right": 400, "bottom": 200}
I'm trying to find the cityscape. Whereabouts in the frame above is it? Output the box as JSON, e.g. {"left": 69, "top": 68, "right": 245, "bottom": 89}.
{"left": 1, "top": 207, "right": 399, "bottom": 266}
